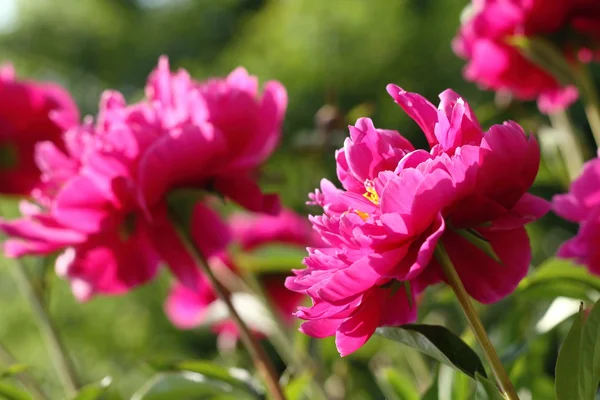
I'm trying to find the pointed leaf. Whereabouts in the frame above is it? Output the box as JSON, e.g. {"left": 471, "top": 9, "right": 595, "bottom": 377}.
{"left": 474, "top": 373, "right": 503, "bottom": 400}
{"left": 0, "top": 382, "right": 32, "bottom": 400}
{"left": 284, "top": 373, "right": 311, "bottom": 400}
{"left": 376, "top": 324, "right": 487, "bottom": 379}
{"left": 146, "top": 359, "right": 260, "bottom": 396}
{"left": 519, "top": 258, "right": 600, "bottom": 295}
{"left": 70, "top": 377, "right": 112, "bottom": 400}
{"left": 421, "top": 376, "right": 439, "bottom": 400}
{"left": 131, "top": 372, "right": 259, "bottom": 400}
{"left": 555, "top": 304, "right": 584, "bottom": 400}
{"left": 0, "top": 364, "right": 28, "bottom": 379}
{"left": 579, "top": 297, "right": 600, "bottom": 399}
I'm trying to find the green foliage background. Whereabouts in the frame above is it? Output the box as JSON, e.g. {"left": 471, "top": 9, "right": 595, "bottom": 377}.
{"left": 0, "top": 0, "right": 595, "bottom": 398}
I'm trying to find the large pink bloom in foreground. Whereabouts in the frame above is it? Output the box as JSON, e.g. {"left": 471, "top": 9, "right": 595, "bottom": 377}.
{"left": 0, "top": 57, "right": 286, "bottom": 300}
{"left": 166, "top": 209, "right": 310, "bottom": 338}
{"left": 453, "top": 0, "right": 600, "bottom": 113}
{"left": 286, "top": 86, "right": 549, "bottom": 356}
{"left": 553, "top": 154, "right": 600, "bottom": 274}
{"left": 0, "top": 64, "right": 78, "bottom": 195}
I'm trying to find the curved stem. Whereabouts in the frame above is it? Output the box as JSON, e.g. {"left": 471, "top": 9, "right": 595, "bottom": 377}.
{"left": 0, "top": 340, "right": 49, "bottom": 400}
{"left": 434, "top": 244, "right": 519, "bottom": 400}
{"left": 172, "top": 223, "right": 286, "bottom": 400}
{"left": 10, "top": 261, "right": 79, "bottom": 398}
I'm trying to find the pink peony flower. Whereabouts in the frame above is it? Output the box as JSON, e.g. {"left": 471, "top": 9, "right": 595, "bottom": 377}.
{"left": 0, "top": 57, "right": 286, "bottom": 301}
{"left": 165, "top": 209, "right": 310, "bottom": 338}
{"left": 0, "top": 64, "right": 79, "bottom": 195}
{"left": 453, "top": 0, "right": 600, "bottom": 113}
{"left": 286, "top": 86, "right": 549, "bottom": 356}
{"left": 553, "top": 154, "right": 600, "bottom": 274}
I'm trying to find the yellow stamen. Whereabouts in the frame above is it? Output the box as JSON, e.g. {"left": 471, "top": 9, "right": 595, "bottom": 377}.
{"left": 363, "top": 185, "right": 380, "bottom": 205}
{"left": 355, "top": 210, "right": 369, "bottom": 221}
{"left": 354, "top": 183, "right": 380, "bottom": 220}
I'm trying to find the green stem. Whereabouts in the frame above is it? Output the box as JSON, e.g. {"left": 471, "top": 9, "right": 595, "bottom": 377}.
{"left": 0, "top": 340, "right": 49, "bottom": 400}
{"left": 10, "top": 261, "right": 79, "bottom": 398}
{"left": 243, "top": 272, "right": 328, "bottom": 400}
{"left": 434, "top": 244, "right": 519, "bottom": 400}
{"left": 574, "top": 63, "right": 600, "bottom": 148}
{"left": 548, "top": 110, "right": 585, "bottom": 181}
{"left": 172, "top": 223, "right": 286, "bottom": 400}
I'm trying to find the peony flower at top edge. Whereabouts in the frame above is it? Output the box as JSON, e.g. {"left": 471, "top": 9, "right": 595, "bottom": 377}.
{"left": 286, "top": 85, "right": 549, "bottom": 356}
{"left": 0, "top": 63, "right": 79, "bottom": 195}
{"left": 452, "top": 0, "right": 600, "bottom": 113}
{"left": 0, "top": 56, "right": 287, "bottom": 301}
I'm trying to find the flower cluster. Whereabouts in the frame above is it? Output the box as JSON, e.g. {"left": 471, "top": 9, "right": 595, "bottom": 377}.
{"left": 0, "top": 57, "right": 286, "bottom": 301}
{"left": 166, "top": 209, "right": 313, "bottom": 338}
{"left": 0, "top": 64, "right": 79, "bottom": 195}
{"left": 453, "top": 0, "right": 600, "bottom": 113}
{"left": 286, "top": 86, "right": 549, "bottom": 355}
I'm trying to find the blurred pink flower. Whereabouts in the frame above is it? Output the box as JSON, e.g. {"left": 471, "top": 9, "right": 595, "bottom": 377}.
{"left": 0, "top": 57, "right": 286, "bottom": 300}
{"left": 453, "top": 0, "right": 600, "bottom": 113}
{"left": 553, "top": 154, "right": 600, "bottom": 274}
{"left": 0, "top": 64, "right": 79, "bottom": 195}
{"left": 286, "top": 86, "right": 549, "bottom": 356}
{"left": 165, "top": 209, "right": 310, "bottom": 338}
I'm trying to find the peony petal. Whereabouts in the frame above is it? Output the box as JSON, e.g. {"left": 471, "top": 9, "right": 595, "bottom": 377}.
{"left": 213, "top": 174, "right": 281, "bottom": 215}
{"left": 379, "top": 284, "right": 418, "bottom": 326}
{"left": 300, "top": 318, "right": 341, "bottom": 338}
{"left": 386, "top": 85, "right": 438, "bottom": 147}
{"left": 60, "top": 230, "right": 160, "bottom": 300}
{"left": 190, "top": 202, "right": 232, "bottom": 258}
{"left": 440, "top": 228, "right": 530, "bottom": 303}
{"left": 52, "top": 175, "right": 118, "bottom": 234}
{"left": 490, "top": 193, "right": 550, "bottom": 230}
{"left": 138, "top": 122, "right": 224, "bottom": 207}
{"left": 165, "top": 276, "right": 216, "bottom": 329}
{"left": 335, "top": 290, "right": 384, "bottom": 356}
{"left": 317, "top": 248, "right": 408, "bottom": 304}
{"left": 146, "top": 208, "right": 202, "bottom": 291}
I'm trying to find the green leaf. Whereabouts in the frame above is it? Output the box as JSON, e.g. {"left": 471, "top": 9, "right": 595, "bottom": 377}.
{"left": 372, "top": 367, "right": 419, "bottom": 400}
{"left": 519, "top": 280, "right": 593, "bottom": 302}
{"left": 376, "top": 324, "right": 487, "bottom": 379}
{"left": 474, "top": 373, "right": 503, "bottom": 400}
{"left": 579, "top": 298, "right": 600, "bottom": 399}
{"left": 555, "top": 304, "right": 584, "bottom": 400}
{"left": 146, "top": 360, "right": 260, "bottom": 396}
{"left": 284, "top": 373, "right": 311, "bottom": 400}
{"left": 131, "top": 372, "right": 258, "bottom": 400}
{"left": 70, "top": 377, "right": 112, "bottom": 400}
{"left": 421, "top": 376, "right": 439, "bottom": 400}
{"left": 0, "top": 382, "right": 32, "bottom": 400}
{"left": 518, "top": 258, "right": 600, "bottom": 296}
{"left": 0, "top": 365, "right": 28, "bottom": 379}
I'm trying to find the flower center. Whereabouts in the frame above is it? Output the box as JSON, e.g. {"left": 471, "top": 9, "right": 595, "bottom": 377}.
{"left": 355, "top": 181, "right": 380, "bottom": 220}
{"left": 363, "top": 185, "right": 380, "bottom": 205}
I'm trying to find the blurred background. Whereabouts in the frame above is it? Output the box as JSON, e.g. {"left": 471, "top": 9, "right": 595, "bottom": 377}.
{"left": 0, "top": 0, "right": 594, "bottom": 398}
